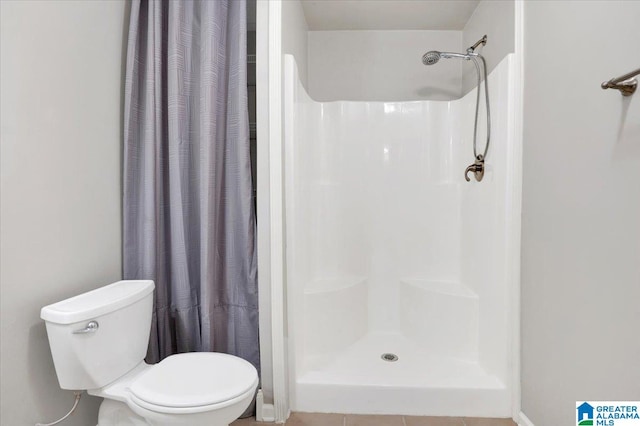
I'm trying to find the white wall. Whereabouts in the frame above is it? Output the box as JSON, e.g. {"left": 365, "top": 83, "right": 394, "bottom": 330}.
{"left": 462, "top": 0, "right": 515, "bottom": 94}
{"left": 0, "top": 1, "right": 128, "bottom": 425}
{"left": 256, "top": 0, "right": 274, "bottom": 411}
{"left": 305, "top": 1, "right": 515, "bottom": 102}
{"left": 521, "top": 1, "right": 640, "bottom": 425}
{"left": 255, "top": 0, "right": 310, "bottom": 415}
{"left": 282, "top": 0, "right": 309, "bottom": 87}
{"left": 257, "top": 0, "right": 310, "bottom": 412}
{"left": 460, "top": 55, "right": 516, "bottom": 387}
{"left": 308, "top": 31, "right": 463, "bottom": 101}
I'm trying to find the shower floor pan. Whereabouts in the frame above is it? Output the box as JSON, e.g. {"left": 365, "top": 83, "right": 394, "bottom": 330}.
{"left": 293, "top": 332, "right": 510, "bottom": 417}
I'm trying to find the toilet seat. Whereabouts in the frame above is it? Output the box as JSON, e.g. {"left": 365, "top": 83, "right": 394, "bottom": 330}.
{"left": 128, "top": 352, "right": 258, "bottom": 414}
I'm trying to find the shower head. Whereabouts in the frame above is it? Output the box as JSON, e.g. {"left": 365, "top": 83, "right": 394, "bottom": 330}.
{"left": 422, "top": 51, "right": 474, "bottom": 66}
{"left": 424, "top": 36, "right": 487, "bottom": 66}
{"left": 422, "top": 51, "right": 441, "bottom": 66}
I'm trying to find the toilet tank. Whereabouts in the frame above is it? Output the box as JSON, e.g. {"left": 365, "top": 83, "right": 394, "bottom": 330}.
{"left": 41, "top": 280, "right": 155, "bottom": 390}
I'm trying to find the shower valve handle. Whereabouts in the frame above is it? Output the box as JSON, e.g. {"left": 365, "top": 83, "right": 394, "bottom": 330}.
{"left": 465, "top": 155, "right": 485, "bottom": 182}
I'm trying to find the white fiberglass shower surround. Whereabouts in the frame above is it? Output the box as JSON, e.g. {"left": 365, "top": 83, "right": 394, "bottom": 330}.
{"left": 283, "top": 52, "right": 520, "bottom": 417}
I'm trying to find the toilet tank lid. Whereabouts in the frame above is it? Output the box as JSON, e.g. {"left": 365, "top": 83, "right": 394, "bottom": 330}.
{"left": 41, "top": 280, "right": 155, "bottom": 324}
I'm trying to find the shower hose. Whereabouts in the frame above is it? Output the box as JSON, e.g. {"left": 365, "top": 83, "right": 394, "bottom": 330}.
{"left": 470, "top": 54, "right": 491, "bottom": 161}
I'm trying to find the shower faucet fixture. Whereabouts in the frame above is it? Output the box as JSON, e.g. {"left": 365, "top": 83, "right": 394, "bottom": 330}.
{"left": 422, "top": 35, "right": 490, "bottom": 183}
{"left": 465, "top": 155, "right": 485, "bottom": 182}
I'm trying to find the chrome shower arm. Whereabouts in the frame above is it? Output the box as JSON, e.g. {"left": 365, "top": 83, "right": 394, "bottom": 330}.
{"left": 467, "top": 35, "right": 487, "bottom": 54}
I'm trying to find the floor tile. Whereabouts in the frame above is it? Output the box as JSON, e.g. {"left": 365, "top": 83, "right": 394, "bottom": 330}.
{"left": 231, "top": 417, "right": 260, "bottom": 425}
{"left": 346, "top": 414, "right": 404, "bottom": 426}
{"left": 286, "top": 412, "right": 345, "bottom": 426}
{"left": 405, "top": 416, "right": 465, "bottom": 426}
{"left": 232, "top": 413, "right": 517, "bottom": 426}
{"left": 462, "top": 418, "right": 517, "bottom": 426}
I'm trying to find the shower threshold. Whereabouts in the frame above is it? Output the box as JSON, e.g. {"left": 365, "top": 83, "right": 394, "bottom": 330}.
{"left": 293, "top": 332, "right": 509, "bottom": 417}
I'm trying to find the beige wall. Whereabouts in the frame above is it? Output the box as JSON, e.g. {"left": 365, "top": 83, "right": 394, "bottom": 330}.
{"left": 308, "top": 30, "right": 463, "bottom": 101}
{"left": 521, "top": 1, "right": 640, "bottom": 425}
{"left": 0, "top": 1, "right": 128, "bottom": 425}
{"left": 462, "top": 0, "right": 515, "bottom": 95}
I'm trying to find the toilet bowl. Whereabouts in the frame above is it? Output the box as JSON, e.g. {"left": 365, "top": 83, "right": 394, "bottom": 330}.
{"left": 41, "top": 280, "right": 258, "bottom": 426}
{"left": 90, "top": 352, "right": 258, "bottom": 426}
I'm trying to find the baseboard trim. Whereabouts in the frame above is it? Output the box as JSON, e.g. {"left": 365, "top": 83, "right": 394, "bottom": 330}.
{"left": 256, "top": 389, "right": 275, "bottom": 422}
{"left": 518, "top": 411, "right": 535, "bottom": 426}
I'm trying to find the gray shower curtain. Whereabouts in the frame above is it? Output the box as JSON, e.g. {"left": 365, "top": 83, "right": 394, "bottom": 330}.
{"left": 123, "top": 0, "right": 259, "bottom": 373}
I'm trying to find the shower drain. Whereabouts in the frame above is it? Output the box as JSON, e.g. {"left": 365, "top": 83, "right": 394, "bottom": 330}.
{"left": 380, "top": 353, "right": 398, "bottom": 362}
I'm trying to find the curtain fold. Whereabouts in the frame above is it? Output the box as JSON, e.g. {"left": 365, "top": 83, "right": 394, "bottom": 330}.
{"left": 123, "top": 0, "right": 259, "bottom": 377}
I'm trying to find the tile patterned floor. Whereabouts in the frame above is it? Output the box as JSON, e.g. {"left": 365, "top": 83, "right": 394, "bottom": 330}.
{"left": 232, "top": 412, "right": 517, "bottom": 426}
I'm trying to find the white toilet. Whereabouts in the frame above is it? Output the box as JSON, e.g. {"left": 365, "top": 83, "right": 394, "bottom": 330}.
{"left": 40, "top": 280, "right": 258, "bottom": 426}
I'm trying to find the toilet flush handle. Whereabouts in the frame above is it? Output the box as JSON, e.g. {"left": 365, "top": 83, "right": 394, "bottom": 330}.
{"left": 72, "top": 320, "right": 99, "bottom": 334}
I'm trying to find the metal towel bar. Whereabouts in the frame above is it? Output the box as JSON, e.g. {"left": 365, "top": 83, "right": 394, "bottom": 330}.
{"left": 601, "top": 67, "right": 639, "bottom": 96}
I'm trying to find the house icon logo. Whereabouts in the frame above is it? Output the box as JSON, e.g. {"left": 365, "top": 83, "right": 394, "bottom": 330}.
{"left": 577, "top": 402, "right": 595, "bottom": 425}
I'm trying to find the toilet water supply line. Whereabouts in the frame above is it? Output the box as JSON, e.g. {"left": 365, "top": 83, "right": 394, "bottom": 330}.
{"left": 35, "top": 392, "right": 82, "bottom": 426}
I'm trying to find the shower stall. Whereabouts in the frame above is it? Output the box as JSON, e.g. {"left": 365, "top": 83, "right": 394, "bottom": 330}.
{"left": 282, "top": 50, "right": 520, "bottom": 417}
{"left": 254, "top": 0, "right": 523, "bottom": 420}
